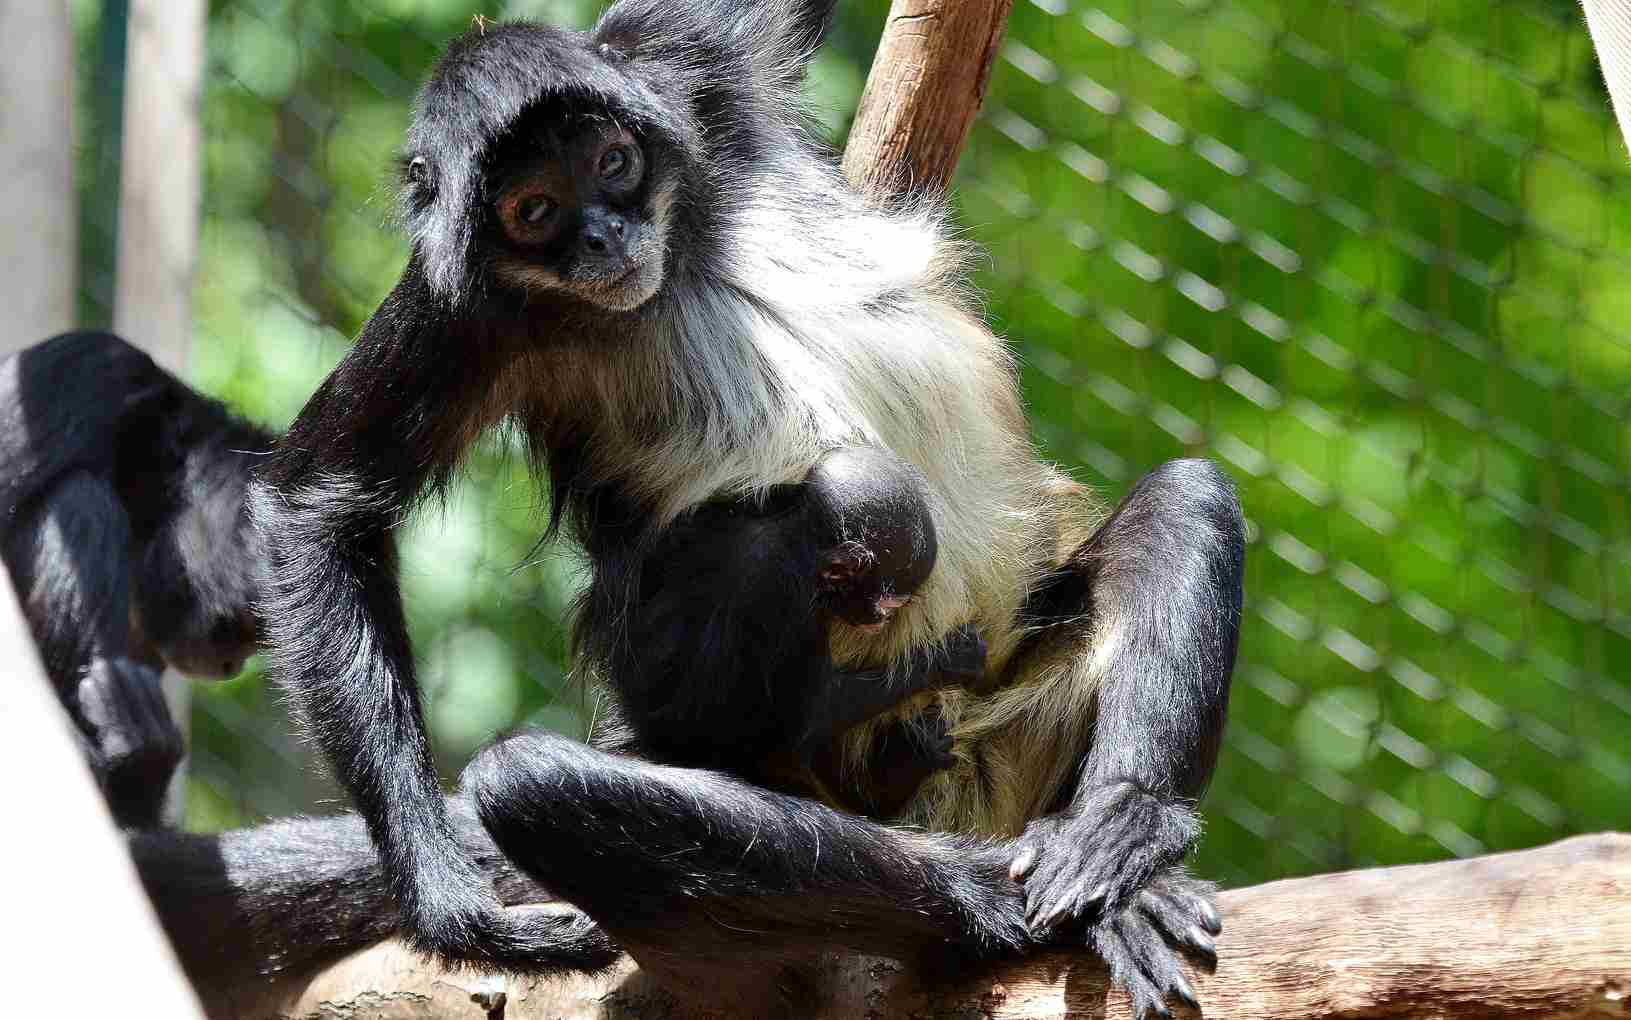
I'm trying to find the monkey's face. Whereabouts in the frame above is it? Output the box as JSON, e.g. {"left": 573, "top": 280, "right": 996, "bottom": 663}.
{"left": 485, "top": 117, "right": 671, "bottom": 312}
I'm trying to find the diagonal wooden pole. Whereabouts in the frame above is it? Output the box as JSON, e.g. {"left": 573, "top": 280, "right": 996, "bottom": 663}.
{"left": 842, "top": 0, "right": 1016, "bottom": 201}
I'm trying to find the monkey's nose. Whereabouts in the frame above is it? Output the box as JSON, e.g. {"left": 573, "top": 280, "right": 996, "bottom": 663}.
{"left": 581, "top": 212, "right": 628, "bottom": 258}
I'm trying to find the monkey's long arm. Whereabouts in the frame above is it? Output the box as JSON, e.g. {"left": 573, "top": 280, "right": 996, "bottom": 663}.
{"left": 4, "top": 473, "right": 183, "bottom": 827}
{"left": 251, "top": 270, "right": 610, "bottom": 973}
{"left": 1008, "top": 459, "right": 1242, "bottom": 1018}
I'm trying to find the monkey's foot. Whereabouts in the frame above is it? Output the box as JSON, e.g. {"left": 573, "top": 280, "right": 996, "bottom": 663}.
{"left": 78, "top": 657, "right": 185, "bottom": 827}
{"left": 1086, "top": 869, "right": 1222, "bottom": 1019}
{"left": 1007, "top": 781, "right": 1201, "bottom": 931}
{"left": 406, "top": 891, "right": 621, "bottom": 976}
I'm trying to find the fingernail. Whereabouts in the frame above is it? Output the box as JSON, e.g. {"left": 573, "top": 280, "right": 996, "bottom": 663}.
{"left": 1199, "top": 901, "right": 1222, "bottom": 933}
{"left": 1009, "top": 848, "right": 1036, "bottom": 881}
{"left": 1173, "top": 974, "right": 1198, "bottom": 1008}
{"left": 1085, "top": 882, "right": 1110, "bottom": 908}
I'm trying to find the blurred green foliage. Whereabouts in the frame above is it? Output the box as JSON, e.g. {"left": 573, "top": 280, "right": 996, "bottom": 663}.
{"left": 70, "top": 0, "right": 1631, "bottom": 886}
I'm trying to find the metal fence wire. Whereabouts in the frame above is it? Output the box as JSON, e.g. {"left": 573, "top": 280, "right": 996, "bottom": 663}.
{"left": 72, "top": 0, "right": 1631, "bottom": 888}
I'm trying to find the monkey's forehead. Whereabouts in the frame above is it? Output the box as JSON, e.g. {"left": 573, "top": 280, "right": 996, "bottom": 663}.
{"left": 411, "top": 23, "right": 674, "bottom": 152}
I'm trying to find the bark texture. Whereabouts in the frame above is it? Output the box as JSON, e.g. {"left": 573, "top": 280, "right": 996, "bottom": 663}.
{"left": 841, "top": 0, "right": 1015, "bottom": 200}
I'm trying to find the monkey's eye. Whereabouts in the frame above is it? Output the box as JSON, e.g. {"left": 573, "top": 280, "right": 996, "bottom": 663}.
{"left": 498, "top": 188, "right": 563, "bottom": 243}
{"left": 598, "top": 142, "right": 643, "bottom": 186}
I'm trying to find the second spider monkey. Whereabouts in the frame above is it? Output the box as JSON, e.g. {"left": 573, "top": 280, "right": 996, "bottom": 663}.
{"left": 1, "top": 331, "right": 269, "bottom": 827}
{"left": 591, "top": 444, "right": 991, "bottom": 816}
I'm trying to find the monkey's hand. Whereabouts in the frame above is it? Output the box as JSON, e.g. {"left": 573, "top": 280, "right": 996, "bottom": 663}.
{"left": 76, "top": 657, "right": 185, "bottom": 828}
{"left": 1086, "top": 867, "right": 1221, "bottom": 1018}
{"left": 1008, "top": 784, "right": 1215, "bottom": 1017}
{"left": 857, "top": 704, "right": 959, "bottom": 818}
{"left": 897, "top": 623, "right": 994, "bottom": 696}
{"left": 1008, "top": 781, "right": 1201, "bottom": 930}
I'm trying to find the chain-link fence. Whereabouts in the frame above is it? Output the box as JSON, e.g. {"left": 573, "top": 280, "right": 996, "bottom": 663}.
{"left": 69, "top": 0, "right": 1631, "bottom": 888}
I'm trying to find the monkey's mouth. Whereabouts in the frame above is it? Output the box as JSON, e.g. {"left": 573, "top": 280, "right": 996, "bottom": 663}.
{"left": 856, "top": 594, "right": 912, "bottom": 633}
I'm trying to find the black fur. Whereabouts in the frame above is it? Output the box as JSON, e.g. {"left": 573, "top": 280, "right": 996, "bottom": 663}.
{"left": 587, "top": 445, "right": 986, "bottom": 813}
{"left": 128, "top": 798, "right": 614, "bottom": 1009}
{"left": 247, "top": 3, "right": 1244, "bottom": 1015}
{"left": 1, "top": 331, "right": 270, "bottom": 827}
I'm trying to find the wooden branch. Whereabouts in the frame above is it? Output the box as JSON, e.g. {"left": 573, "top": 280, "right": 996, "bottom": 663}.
{"left": 841, "top": 0, "right": 1015, "bottom": 201}
{"left": 209, "top": 833, "right": 1631, "bottom": 1019}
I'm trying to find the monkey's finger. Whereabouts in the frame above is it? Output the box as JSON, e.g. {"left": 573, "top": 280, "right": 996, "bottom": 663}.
{"left": 1137, "top": 887, "right": 1218, "bottom": 969}
{"left": 1104, "top": 911, "right": 1197, "bottom": 1017}
{"left": 1091, "top": 920, "right": 1173, "bottom": 1020}
{"left": 1028, "top": 874, "right": 1103, "bottom": 932}
{"left": 1008, "top": 846, "right": 1039, "bottom": 882}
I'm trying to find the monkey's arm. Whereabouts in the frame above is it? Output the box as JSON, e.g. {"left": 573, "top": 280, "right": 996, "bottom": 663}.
{"left": 1008, "top": 459, "right": 1241, "bottom": 1017}
{"left": 798, "top": 626, "right": 985, "bottom": 818}
{"left": 252, "top": 270, "right": 610, "bottom": 972}
{"left": 796, "top": 623, "right": 987, "bottom": 748}
{"left": 4, "top": 472, "right": 182, "bottom": 828}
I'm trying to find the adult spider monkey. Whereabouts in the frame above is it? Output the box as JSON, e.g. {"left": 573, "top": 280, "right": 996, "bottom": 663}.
{"left": 1, "top": 331, "right": 268, "bottom": 828}
{"left": 251, "top": 2, "right": 1244, "bottom": 1015}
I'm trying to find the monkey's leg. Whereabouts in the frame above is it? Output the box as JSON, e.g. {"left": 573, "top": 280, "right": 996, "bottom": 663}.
{"left": 1005, "top": 458, "right": 1242, "bottom": 1017}
{"left": 465, "top": 730, "right": 1030, "bottom": 995}
{"left": 5, "top": 472, "right": 183, "bottom": 827}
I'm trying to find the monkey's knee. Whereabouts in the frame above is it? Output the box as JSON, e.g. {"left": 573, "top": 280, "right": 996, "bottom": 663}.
{"left": 1136, "top": 459, "right": 1241, "bottom": 528}
{"left": 462, "top": 729, "right": 587, "bottom": 816}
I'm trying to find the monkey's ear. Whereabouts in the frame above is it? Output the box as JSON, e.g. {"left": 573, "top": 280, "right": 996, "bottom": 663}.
{"left": 594, "top": 0, "right": 837, "bottom": 87}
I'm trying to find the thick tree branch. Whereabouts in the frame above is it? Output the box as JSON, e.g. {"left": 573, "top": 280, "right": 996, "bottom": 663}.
{"left": 842, "top": 0, "right": 1015, "bottom": 201}
{"left": 211, "top": 834, "right": 1631, "bottom": 1019}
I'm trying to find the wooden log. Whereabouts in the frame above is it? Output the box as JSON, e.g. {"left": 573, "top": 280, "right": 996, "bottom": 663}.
{"left": 212, "top": 833, "right": 1631, "bottom": 1019}
{"left": 841, "top": 0, "right": 1015, "bottom": 200}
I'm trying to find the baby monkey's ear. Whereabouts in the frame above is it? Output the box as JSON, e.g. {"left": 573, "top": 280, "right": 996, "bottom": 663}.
{"left": 593, "top": 0, "right": 836, "bottom": 89}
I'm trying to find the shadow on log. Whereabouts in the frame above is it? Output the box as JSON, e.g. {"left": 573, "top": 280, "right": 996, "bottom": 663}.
{"left": 210, "top": 833, "right": 1631, "bottom": 1019}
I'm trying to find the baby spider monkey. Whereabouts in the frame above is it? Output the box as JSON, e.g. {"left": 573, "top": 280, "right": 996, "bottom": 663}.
{"left": 588, "top": 445, "right": 991, "bottom": 817}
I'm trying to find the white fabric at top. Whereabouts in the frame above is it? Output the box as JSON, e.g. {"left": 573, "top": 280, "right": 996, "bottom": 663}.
{"left": 1583, "top": 0, "right": 1631, "bottom": 156}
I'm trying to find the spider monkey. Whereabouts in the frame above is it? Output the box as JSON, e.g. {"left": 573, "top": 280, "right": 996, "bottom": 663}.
{"left": 1, "top": 331, "right": 269, "bottom": 828}
{"left": 251, "top": 3, "right": 1244, "bottom": 1015}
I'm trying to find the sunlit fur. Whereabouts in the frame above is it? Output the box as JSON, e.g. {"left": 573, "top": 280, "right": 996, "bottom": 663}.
{"left": 251, "top": 2, "right": 1242, "bottom": 1008}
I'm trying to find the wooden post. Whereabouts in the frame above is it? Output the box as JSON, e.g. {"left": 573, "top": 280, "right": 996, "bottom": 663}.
{"left": 113, "top": 0, "right": 208, "bottom": 823}
{"left": 0, "top": 4, "right": 77, "bottom": 355}
{"left": 114, "top": 0, "right": 206, "bottom": 376}
{"left": 841, "top": 0, "right": 1015, "bottom": 200}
